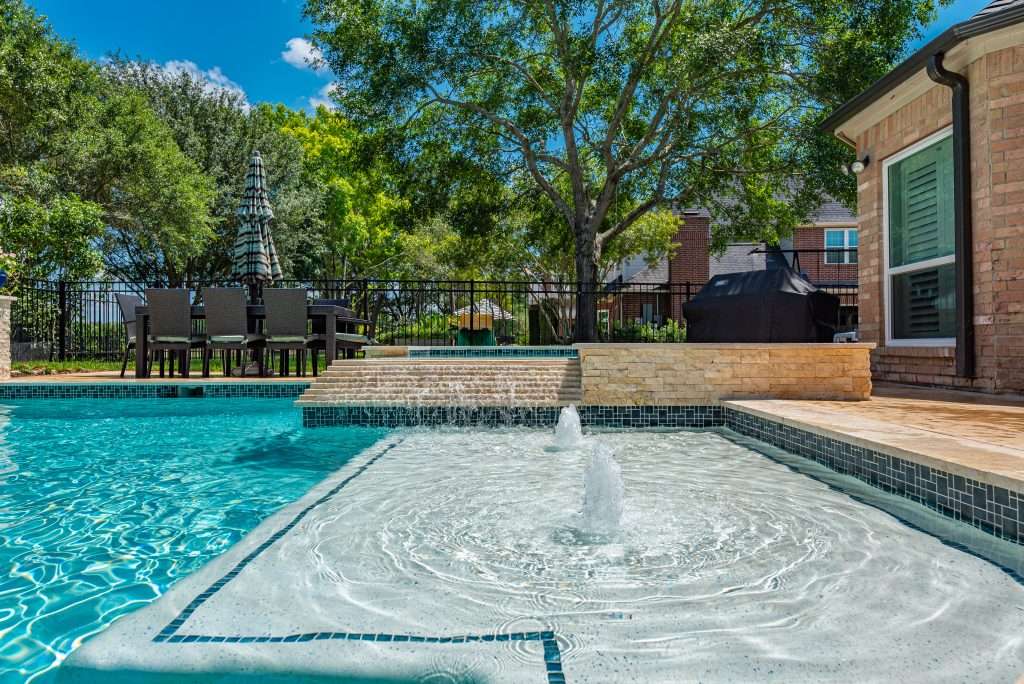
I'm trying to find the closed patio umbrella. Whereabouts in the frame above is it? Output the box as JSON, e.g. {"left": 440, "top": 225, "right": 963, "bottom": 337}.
{"left": 232, "top": 150, "right": 282, "bottom": 296}
{"left": 454, "top": 298, "right": 514, "bottom": 320}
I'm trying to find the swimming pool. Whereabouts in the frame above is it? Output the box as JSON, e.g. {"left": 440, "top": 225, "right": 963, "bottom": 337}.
{"left": 0, "top": 399, "right": 386, "bottom": 683}
{"left": 58, "top": 419, "right": 1024, "bottom": 683}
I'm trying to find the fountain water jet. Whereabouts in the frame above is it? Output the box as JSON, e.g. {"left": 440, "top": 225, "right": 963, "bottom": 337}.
{"left": 580, "top": 443, "right": 624, "bottom": 535}
{"left": 553, "top": 405, "right": 584, "bottom": 449}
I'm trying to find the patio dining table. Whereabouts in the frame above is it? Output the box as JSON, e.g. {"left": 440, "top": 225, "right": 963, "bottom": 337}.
{"left": 133, "top": 304, "right": 369, "bottom": 378}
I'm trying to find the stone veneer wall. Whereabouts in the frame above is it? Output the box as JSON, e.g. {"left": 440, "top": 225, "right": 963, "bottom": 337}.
{"left": 853, "top": 45, "right": 1024, "bottom": 393}
{"left": 577, "top": 343, "right": 873, "bottom": 404}
{"left": 0, "top": 296, "right": 13, "bottom": 380}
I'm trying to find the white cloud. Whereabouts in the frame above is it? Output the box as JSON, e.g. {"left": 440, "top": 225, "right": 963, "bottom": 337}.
{"left": 309, "top": 82, "right": 339, "bottom": 111}
{"left": 162, "top": 60, "right": 249, "bottom": 110}
{"left": 282, "top": 37, "right": 325, "bottom": 73}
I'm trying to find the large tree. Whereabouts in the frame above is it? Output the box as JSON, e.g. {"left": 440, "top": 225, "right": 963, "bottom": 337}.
{"left": 103, "top": 59, "right": 310, "bottom": 282}
{"left": 0, "top": 0, "right": 214, "bottom": 285}
{"left": 305, "top": 0, "right": 947, "bottom": 340}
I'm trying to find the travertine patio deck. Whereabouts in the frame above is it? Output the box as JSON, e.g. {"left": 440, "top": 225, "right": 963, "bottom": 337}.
{"left": 725, "top": 383, "right": 1024, "bottom": 491}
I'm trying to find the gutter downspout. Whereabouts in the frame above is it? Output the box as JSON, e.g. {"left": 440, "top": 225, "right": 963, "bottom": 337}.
{"left": 926, "top": 52, "right": 975, "bottom": 379}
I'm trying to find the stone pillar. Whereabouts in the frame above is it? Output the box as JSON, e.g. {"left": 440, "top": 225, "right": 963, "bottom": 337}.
{"left": 0, "top": 296, "right": 14, "bottom": 380}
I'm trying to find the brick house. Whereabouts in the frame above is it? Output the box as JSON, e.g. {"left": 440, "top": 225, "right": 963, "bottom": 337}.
{"left": 819, "top": 0, "right": 1024, "bottom": 393}
{"left": 601, "top": 199, "right": 858, "bottom": 333}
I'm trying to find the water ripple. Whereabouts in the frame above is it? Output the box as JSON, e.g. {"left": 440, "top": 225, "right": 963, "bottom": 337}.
{"left": 0, "top": 399, "right": 386, "bottom": 682}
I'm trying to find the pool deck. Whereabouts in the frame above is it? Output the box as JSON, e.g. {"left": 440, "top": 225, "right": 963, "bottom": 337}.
{"left": 725, "top": 383, "right": 1024, "bottom": 492}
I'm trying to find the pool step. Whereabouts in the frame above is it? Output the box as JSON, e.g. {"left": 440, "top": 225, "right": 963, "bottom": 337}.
{"left": 296, "top": 358, "right": 583, "bottom": 407}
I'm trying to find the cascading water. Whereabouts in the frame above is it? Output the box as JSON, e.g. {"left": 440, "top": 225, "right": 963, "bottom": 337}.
{"left": 580, "top": 442, "right": 624, "bottom": 535}
{"left": 553, "top": 405, "right": 584, "bottom": 449}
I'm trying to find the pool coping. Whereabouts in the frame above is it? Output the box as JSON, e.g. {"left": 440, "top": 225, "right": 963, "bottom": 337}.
{"left": 0, "top": 382, "right": 310, "bottom": 399}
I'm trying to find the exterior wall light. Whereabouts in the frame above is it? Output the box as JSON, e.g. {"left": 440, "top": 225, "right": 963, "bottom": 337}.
{"left": 840, "top": 155, "right": 870, "bottom": 176}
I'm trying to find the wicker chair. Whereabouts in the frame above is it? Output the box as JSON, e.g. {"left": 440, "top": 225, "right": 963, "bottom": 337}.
{"left": 201, "top": 288, "right": 265, "bottom": 377}
{"left": 115, "top": 293, "right": 142, "bottom": 378}
{"left": 144, "top": 289, "right": 205, "bottom": 377}
{"left": 264, "top": 288, "right": 313, "bottom": 376}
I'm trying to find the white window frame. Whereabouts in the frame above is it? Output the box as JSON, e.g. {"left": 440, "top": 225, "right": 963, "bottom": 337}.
{"left": 882, "top": 126, "right": 956, "bottom": 347}
{"left": 824, "top": 228, "right": 858, "bottom": 264}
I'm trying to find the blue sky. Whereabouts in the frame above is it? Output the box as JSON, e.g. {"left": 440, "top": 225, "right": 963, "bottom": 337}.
{"left": 32, "top": 0, "right": 992, "bottom": 112}
{"left": 31, "top": 0, "right": 332, "bottom": 111}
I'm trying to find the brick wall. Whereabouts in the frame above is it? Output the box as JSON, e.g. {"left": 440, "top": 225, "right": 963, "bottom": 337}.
{"left": 669, "top": 215, "right": 710, "bottom": 321}
{"left": 669, "top": 216, "right": 711, "bottom": 283}
{"left": 577, "top": 343, "right": 873, "bottom": 404}
{"left": 793, "top": 227, "right": 858, "bottom": 284}
{"left": 853, "top": 45, "right": 1024, "bottom": 393}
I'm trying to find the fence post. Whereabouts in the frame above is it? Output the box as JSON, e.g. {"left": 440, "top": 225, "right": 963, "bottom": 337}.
{"left": 57, "top": 280, "right": 68, "bottom": 362}
{"left": 469, "top": 280, "right": 475, "bottom": 335}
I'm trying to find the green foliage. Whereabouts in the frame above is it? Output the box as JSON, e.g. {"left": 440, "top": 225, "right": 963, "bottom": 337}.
{"left": 611, "top": 318, "right": 686, "bottom": 343}
{"left": 277, "top": 106, "right": 412, "bottom": 279}
{"left": 0, "top": 0, "right": 215, "bottom": 285}
{"left": 0, "top": 192, "right": 104, "bottom": 281}
{"left": 375, "top": 312, "right": 452, "bottom": 345}
{"left": 102, "top": 60, "right": 304, "bottom": 282}
{"left": 305, "top": 0, "right": 948, "bottom": 337}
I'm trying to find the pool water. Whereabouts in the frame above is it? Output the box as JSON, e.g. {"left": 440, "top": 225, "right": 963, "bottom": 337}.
{"left": 0, "top": 399, "right": 386, "bottom": 683}
{"left": 65, "top": 426, "right": 1024, "bottom": 683}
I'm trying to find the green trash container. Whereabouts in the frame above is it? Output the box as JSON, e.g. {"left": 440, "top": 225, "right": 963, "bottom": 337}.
{"left": 456, "top": 328, "right": 497, "bottom": 346}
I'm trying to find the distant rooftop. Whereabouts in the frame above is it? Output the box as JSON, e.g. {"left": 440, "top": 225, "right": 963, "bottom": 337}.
{"left": 976, "top": 0, "right": 1024, "bottom": 18}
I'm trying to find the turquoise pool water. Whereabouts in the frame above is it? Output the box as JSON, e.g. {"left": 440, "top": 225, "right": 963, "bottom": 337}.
{"left": 0, "top": 399, "right": 387, "bottom": 683}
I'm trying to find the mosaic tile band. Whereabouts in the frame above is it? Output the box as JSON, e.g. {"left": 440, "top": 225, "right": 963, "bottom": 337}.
{"left": 408, "top": 347, "right": 579, "bottom": 359}
{"left": 301, "top": 404, "right": 723, "bottom": 429}
{"left": 724, "top": 409, "right": 1024, "bottom": 547}
{"left": 0, "top": 383, "right": 310, "bottom": 399}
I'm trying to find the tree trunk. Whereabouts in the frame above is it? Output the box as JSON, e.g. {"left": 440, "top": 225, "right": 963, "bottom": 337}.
{"left": 573, "top": 223, "right": 599, "bottom": 343}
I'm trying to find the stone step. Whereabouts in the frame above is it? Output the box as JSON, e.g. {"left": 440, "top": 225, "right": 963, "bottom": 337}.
{"left": 298, "top": 357, "right": 583, "bottom": 407}
{"left": 302, "top": 394, "right": 582, "bottom": 402}
{"left": 301, "top": 383, "right": 583, "bottom": 392}
{"left": 301, "top": 387, "right": 583, "bottom": 397}
{"left": 321, "top": 365, "right": 580, "bottom": 374}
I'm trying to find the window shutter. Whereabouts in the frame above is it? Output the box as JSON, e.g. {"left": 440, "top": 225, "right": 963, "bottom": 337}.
{"left": 889, "top": 137, "right": 954, "bottom": 268}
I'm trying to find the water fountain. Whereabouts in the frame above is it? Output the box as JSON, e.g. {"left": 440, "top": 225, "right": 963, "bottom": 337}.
{"left": 553, "top": 404, "right": 584, "bottom": 449}
{"left": 580, "top": 442, "right": 624, "bottom": 535}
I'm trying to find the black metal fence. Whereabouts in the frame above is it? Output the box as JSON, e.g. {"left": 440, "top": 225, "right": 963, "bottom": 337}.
{"left": 9, "top": 278, "right": 859, "bottom": 361}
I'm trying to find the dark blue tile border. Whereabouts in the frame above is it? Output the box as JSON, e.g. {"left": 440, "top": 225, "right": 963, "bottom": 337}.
{"left": 724, "top": 408, "right": 1024, "bottom": 547}
{"left": 408, "top": 347, "right": 578, "bottom": 359}
{"left": 152, "top": 436, "right": 565, "bottom": 683}
{"left": 0, "top": 382, "right": 309, "bottom": 399}
{"left": 301, "top": 404, "right": 722, "bottom": 429}
{"left": 719, "top": 429, "right": 1024, "bottom": 585}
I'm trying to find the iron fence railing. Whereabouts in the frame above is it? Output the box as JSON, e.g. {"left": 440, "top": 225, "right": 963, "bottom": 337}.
{"left": 9, "top": 278, "right": 859, "bottom": 361}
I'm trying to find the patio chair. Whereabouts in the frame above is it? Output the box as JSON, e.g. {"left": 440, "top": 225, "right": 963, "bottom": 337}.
{"left": 201, "top": 288, "right": 265, "bottom": 377}
{"left": 309, "top": 298, "right": 370, "bottom": 367}
{"left": 115, "top": 293, "right": 142, "bottom": 378}
{"left": 264, "top": 288, "right": 313, "bottom": 376}
{"left": 144, "top": 289, "right": 206, "bottom": 378}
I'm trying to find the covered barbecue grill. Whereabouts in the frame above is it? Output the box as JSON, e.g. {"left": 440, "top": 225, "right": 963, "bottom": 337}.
{"left": 683, "top": 268, "right": 839, "bottom": 343}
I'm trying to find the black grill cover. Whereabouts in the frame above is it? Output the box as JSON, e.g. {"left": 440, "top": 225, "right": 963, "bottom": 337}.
{"left": 683, "top": 269, "right": 839, "bottom": 343}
